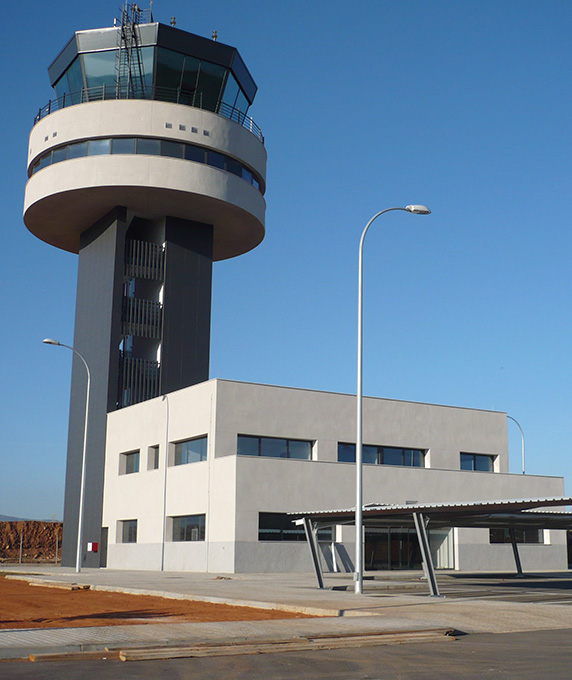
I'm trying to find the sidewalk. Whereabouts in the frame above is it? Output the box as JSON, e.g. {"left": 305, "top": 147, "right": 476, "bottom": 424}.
{"left": 3, "top": 566, "right": 572, "bottom": 661}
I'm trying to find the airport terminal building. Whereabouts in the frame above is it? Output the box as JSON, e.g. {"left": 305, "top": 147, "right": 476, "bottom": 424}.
{"left": 101, "top": 379, "right": 567, "bottom": 573}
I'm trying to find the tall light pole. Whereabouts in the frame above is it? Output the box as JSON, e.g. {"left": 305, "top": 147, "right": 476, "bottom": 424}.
{"left": 355, "top": 205, "right": 431, "bottom": 595}
{"left": 507, "top": 415, "right": 526, "bottom": 475}
{"left": 43, "top": 338, "right": 91, "bottom": 573}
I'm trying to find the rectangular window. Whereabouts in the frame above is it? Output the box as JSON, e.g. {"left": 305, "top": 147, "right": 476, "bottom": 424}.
{"left": 206, "top": 150, "right": 226, "bottom": 169}
{"left": 337, "top": 443, "right": 425, "bottom": 467}
{"left": 174, "top": 436, "right": 208, "bottom": 465}
{"left": 120, "top": 450, "right": 140, "bottom": 475}
{"left": 161, "top": 140, "right": 184, "bottom": 158}
{"left": 148, "top": 445, "right": 160, "bottom": 470}
{"left": 52, "top": 146, "right": 68, "bottom": 164}
{"left": 258, "top": 513, "right": 332, "bottom": 542}
{"left": 184, "top": 144, "right": 206, "bottom": 163}
{"left": 112, "top": 137, "right": 136, "bottom": 154}
{"left": 136, "top": 138, "right": 161, "bottom": 155}
{"left": 120, "top": 519, "right": 137, "bottom": 543}
{"left": 88, "top": 138, "right": 111, "bottom": 156}
{"left": 237, "top": 435, "right": 312, "bottom": 460}
{"left": 489, "top": 528, "right": 543, "bottom": 544}
{"left": 172, "top": 514, "right": 205, "bottom": 541}
{"left": 460, "top": 453, "right": 494, "bottom": 472}
{"left": 67, "top": 141, "right": 88, "bottom": 159}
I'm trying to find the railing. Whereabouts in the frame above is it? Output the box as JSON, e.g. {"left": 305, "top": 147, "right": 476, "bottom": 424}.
{"left": 34, "top": 84, "right": 264, "bottom": 143}
{"left": 125, "top": 239, "right": 165, "bottom": 280}
{"left": 122, "top": 296, "right": 163, "bottom": 339}
{"left": 119, "top": 353, "right": 161, "bottom": 407}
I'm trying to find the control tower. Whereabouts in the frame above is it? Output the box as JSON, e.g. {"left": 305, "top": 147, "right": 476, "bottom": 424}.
{"left": 24, "top": 5, "right": 266, "bottom": 567}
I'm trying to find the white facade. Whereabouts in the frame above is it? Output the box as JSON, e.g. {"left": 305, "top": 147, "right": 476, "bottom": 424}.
{"left": 102, "top": 379, "right": 567, "bottom": 573}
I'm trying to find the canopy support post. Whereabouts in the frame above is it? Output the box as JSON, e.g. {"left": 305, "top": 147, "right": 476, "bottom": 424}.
{"left": 508, "top": 527, "right": 524, "bottom": 577}
{"left": 413, "top": 512, "right": 441, "bottom": 597}
{"left": 302, "top": 517, "right": 324, "bottom": 589}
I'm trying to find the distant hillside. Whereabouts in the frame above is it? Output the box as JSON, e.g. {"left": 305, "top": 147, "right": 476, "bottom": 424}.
{"left": 0, "top": 514, "right": 27, "bottom": 522}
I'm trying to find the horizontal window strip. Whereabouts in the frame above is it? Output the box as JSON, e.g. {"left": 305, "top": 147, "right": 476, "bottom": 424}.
{"left": 30, "top": 137, "right": 263, "bottom": 194}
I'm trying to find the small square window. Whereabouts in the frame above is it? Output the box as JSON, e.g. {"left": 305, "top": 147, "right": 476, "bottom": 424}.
{"left": 203, "top": 130, "right": 210, "bottom": 136}
{"left": 179, "top": 124, "right": 186, "bottom": 131}
{"left": 120, "top": 450, "right": 140, "bottom": 474}
{"left": 120, "top": 519, "right": 137, "bottom": 543}
{"left": 191, "top": 127, "right": 198, "bottom": 133}
{"left": 165, "top": 122, "right": 173, "bottom": 129}
{"left": 52, "top": 131, "right": 57, "bottom": 137}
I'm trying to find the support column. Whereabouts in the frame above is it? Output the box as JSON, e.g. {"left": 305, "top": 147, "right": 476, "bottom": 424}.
{"left": 413, "top": 512, "right": 441, "bottom": 597}
{"left": 61, "top": 208, "right": 128, "bottom": 568}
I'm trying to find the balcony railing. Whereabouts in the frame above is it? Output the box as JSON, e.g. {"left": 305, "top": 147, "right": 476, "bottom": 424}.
{"left": 34, "top": 84, "right": 264, "bottom": 142}
{"left": 122, "top": 296, "right": 163, "bottom": 339}
{"left": 125, "top": 240, "right": 165, "bottom": 280}
{"left": 119, "top": 354, "right": 161, "bottom": 407}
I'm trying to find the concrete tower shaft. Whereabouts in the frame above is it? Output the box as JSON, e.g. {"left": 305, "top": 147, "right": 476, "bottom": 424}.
{"left": 27, "top": 13, "right": 266, "bottom": 568}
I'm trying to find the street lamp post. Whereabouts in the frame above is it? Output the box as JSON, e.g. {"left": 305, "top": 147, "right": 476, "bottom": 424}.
{"left": 507, "top": 415, "right": 526, "bottom": 475}
{"left": 43, "top": 338, "right": 91, "bottom": 573}
{"left": 355, "top": 205, "right": 431, "bottom": 595}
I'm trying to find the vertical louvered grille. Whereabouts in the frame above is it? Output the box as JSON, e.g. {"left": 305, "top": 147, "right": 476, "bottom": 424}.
{"left": 122, "top": 297, "right": 163, "bottom": 338}
{"left": 119, "top": 354, "right": 161, "bottom": 407}
{"left": 125, "top": 240, "right": 165, "bottom": 280}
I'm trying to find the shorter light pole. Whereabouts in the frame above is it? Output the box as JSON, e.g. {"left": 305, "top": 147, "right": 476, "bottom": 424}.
{"left": 43, "top": 338, "right": 91, "bottom": 573}
{"left": 507, "top": 415, "right": 526, "bottom": 475}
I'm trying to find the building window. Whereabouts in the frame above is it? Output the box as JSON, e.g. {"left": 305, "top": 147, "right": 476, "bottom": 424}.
{"left": 172, "top": 514, "right": 205, "bottom": 542}
{"left": 337, "top": 443, "right": 425, "bottom": 467}
{"left": 238, "top": 435, "right": 312, "bottom": 460}
{"left": 174, "top": 436, "right": 207, "bottom": 465}
{"left": 119, "top": 450, "right": 140, "bottom": 474}
{"left": 460, "top": 453, "right": 495, "bottom": 472}
{"left": 120, "top": 519, "right": 137, "bottom": 543}
{"left": 29, "top": 136, "right": 264, "bottom": 193}
{"left": 258, "top": 513, "right": 332, "bottom": 542}
{"left": 148, "top": 445, "right": 160, "bottom": 470}
{"left": 489, "top": 528, "right": 543, "bottom": 544}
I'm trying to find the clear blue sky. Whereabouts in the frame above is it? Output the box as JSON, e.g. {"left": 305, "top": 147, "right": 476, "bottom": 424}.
{"left": 1, "top": 1, "right": 571, "bottom": 520}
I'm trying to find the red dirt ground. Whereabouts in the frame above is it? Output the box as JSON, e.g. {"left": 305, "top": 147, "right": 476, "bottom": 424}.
{"left": 0, "top": 576, "right": 314, "bottom": 630}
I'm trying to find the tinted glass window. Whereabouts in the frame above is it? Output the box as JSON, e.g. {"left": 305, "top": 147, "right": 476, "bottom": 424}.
{"left": 82, "top": 51, "right": 117, "bottom": 91}
{"left": 237, "top": 435, "right": 259, "bottom": 456}
{"left": 161, "top": 140, "right": 184, "bottom": 158}
{"left": 185, "top": 144, "right": 205, "bottom": 163}
{"left": 196, "top": 61, "right": 226, "bottom": 111}
{"left": 155, "top": 47, "right": 184, "bottom": 94}
{"left": 68, "top": 141, "right": 88, "bottom": 159}
{"left": 172, "top": 514, "right": 205, "bottom": 541}
{"left": 383, "top": 447, "right": 403, "bottom": 466}
{"left": 460, "top": 453, "right": 474, "bottom": 470}
{"left": 52, "top": 147, "right": 68, "bottom": 164}
{"left": 226, "top": 157, "right": 242, "bottom": 177}
{"left": 338, "top": 443, "right": 355, "bottom": 463}
{"left": 112, "top": 138, "right": 137, "bottom": 154}
{"left": 474, "top": 455, "right": 493, "bottom": 472}
{"left": 174, "top": 436, "right": 207, "bottom": 465}
{"left": 207, "top": 150, "right": 226, "bottom": 169}
{"left": 221, "top": 72, "right": 240, "bottom": 110}
{"left": 261, "top": 437, "right": 287, "bottom": 458}
{"left": 363, "top": 445, "right": 378, "bottom": 464}
{"left": 89, "top": 139, "right": 111, "bottom": 155}
{"left": 136, "top": 138, "right": 160, "bottom": 155}
{"left": 121, "top": 520, "right": 137, "bottom": 543}
{"left": 288, "top": 440, "right": 311, "bottom": 460}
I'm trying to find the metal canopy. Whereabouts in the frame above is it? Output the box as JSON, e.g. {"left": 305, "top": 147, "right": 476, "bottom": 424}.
{"left": 291, "top": 497, "right": 572, "bottom": 597}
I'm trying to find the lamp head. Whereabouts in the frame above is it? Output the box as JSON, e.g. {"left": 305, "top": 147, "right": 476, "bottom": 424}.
{"left": 43, "top": 338, "right": 61, "bottom": 346}
{"left": 406, "top": 205, "right": 431, "bottom": 215}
